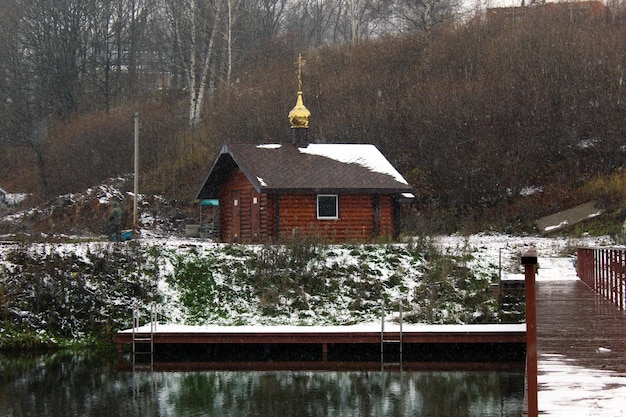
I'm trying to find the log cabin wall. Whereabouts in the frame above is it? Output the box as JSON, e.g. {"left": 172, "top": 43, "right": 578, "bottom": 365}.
{"left": 258, "top": 193, "right": 269, "bottom": 241}
{"left": 267, "top": 194, "right": 278, "bottom": 241}
{"left": 275, "top": 193, "right": 394, "bottom": 242}
{"left": 219, "top": 168, "right": 395, "bottom": 243}
{"left": 379, "top": 195, "right": 394, "bottom": 237}
{"left": 220, "top": 168, "right": 269, "bottom": 242}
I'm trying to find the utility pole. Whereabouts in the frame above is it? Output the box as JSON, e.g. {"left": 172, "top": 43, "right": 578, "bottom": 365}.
{"left": 133, "top": 112, "right": 139, "bottom": 231}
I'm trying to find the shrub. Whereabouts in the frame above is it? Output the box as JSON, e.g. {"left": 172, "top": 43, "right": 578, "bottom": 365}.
{"left": 0, "top": 242, "right": 160, "bottom": 345}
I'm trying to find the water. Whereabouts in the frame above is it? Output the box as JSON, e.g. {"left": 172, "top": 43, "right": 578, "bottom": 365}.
{"left": 0, "top": 352, "right": 524, "bottom": 416}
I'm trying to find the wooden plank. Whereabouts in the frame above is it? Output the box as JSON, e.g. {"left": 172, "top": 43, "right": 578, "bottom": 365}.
{"left": 537, "top": 279, "right": 626, "bottom": 374}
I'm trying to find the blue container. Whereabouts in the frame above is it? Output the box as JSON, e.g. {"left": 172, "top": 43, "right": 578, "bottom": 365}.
{"left": 110, "top": 230, "right": 133, "bottom": 242}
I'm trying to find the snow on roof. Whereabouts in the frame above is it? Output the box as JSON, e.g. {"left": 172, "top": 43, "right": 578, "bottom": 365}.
{"left": 298, "top": 144, "right": 409, "bottom": 185}
{"left": 256, "top": 144, "right": 282, "bottom": 149}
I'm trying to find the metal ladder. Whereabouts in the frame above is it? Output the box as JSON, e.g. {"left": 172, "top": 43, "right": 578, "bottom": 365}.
{"left": 132, "top": 302, "right": 156, "bottom": 371}
{"left": 380, "top": 300, "right": 403, "bottom": 370}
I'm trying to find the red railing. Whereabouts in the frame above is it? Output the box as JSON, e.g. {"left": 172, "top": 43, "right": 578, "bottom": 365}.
{"left": 577, "top": 247, "right": 626, "bottom": 310}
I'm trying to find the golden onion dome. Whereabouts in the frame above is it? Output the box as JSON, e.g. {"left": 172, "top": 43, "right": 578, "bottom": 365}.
{"left": 288, "top": 91, "right": 311, "bottom": 129}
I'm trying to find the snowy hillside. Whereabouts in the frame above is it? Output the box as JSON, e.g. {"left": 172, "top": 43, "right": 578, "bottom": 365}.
{"left": 0, "top": 227, "right": 611, "bottom": 349}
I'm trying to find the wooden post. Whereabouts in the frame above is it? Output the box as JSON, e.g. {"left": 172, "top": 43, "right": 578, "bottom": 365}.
{"left": 602, "top": 249, "right": 608, "bottom": 298}
{"left": 610, "top": 249, "right": 616, "bottom": 304}
{"left": 522, "top": 248, "right": 538, "bottom": 417}
{"left": 617, "top": 249, "right": 624, "bottom": 310}
{"left": 593, "top": 249, "right": 600, "bottom": 293}
{"left": 586, "top": 248, "right": 594, "bottom": 289}
{"left": 576, "top": 248, "right": 582, "bottom": 285}
{"left": 603, "top": 249, "right": 608, "bottom": 299}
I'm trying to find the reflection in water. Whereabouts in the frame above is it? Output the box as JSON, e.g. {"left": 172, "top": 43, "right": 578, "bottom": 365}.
{"left": 0, "top": 352, "right": 523, "bottom": 416}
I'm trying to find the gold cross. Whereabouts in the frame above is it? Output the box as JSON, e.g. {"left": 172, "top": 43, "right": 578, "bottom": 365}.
{"left": 295, "top": 54, "right": 305, "bottom": 92}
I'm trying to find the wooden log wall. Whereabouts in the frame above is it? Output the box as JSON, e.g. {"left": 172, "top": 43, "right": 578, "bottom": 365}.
{"left": 379, "top": 195, "right": 393, "bottom": 237}
{"left": 220, "top": 168, "right": 268, "bottom": 242}
{"left": 219, "top": 168, "right": 396, "bottom": 242}
{"left": 273, "top": 194, "right": 394, "bottom": 242}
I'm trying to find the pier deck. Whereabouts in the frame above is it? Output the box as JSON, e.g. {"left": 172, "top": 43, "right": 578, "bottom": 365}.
{"left": 115, "top": 322, "right": 526, "bottom": 346}
{"left": 536, "top": 278, "right": 626, "bottom": 415}
{"left": 114, "top": 322, "right": 526, "bottom": 364}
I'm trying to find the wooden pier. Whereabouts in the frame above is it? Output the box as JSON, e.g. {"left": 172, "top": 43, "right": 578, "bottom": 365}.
{"left": 115, "top": 323, "right": 526, "bottom": 346}
{"left": 531, "top": 249, "right": 626, "bottom": 416}
{"left": 114, "top": 322, "right": 526, "bottom": 364}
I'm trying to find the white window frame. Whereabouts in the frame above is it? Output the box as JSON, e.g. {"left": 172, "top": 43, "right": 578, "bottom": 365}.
{"left": 317, "top": 194, "right": 338, "bottom": 219}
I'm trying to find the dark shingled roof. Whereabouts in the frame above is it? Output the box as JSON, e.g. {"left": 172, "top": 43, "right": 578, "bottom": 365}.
{"left": 196, "top": 143, "right": 413, "bottom": 199}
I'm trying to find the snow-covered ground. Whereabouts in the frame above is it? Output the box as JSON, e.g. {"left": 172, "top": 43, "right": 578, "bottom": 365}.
{"left": 0, "top": 189, "right": 28, "bottom": 206}
{"left": 435, "top": 233, "right": 613, "bottom": 282}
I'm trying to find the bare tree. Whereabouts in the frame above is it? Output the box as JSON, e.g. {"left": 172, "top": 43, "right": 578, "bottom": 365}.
{"left": 254, "top": 0, "right": 289, "bottom": 38}
{"left": 165, "top": 0, "right": 226, "bottom": 128}
{"left": 0, "top": 0, "right": 93, "bottom": 197}
{"left": 18, "top": 0, "right": 96, "bottom": 116}
{"left": 88, "top": 0, "right": 153, "bottom": 111}
{"left": 285, "top": 0, "right": 342, "bottom": 46}
{"left": 338, "top": 0, "right": 386, "bottom": 43}
{"left": 391, "top": 0, "right": 461, "bottom": 32}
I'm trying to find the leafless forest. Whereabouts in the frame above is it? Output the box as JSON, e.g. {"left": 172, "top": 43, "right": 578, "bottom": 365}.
{"left": 2, "top": 0, "right": 626, "bottom": 233}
